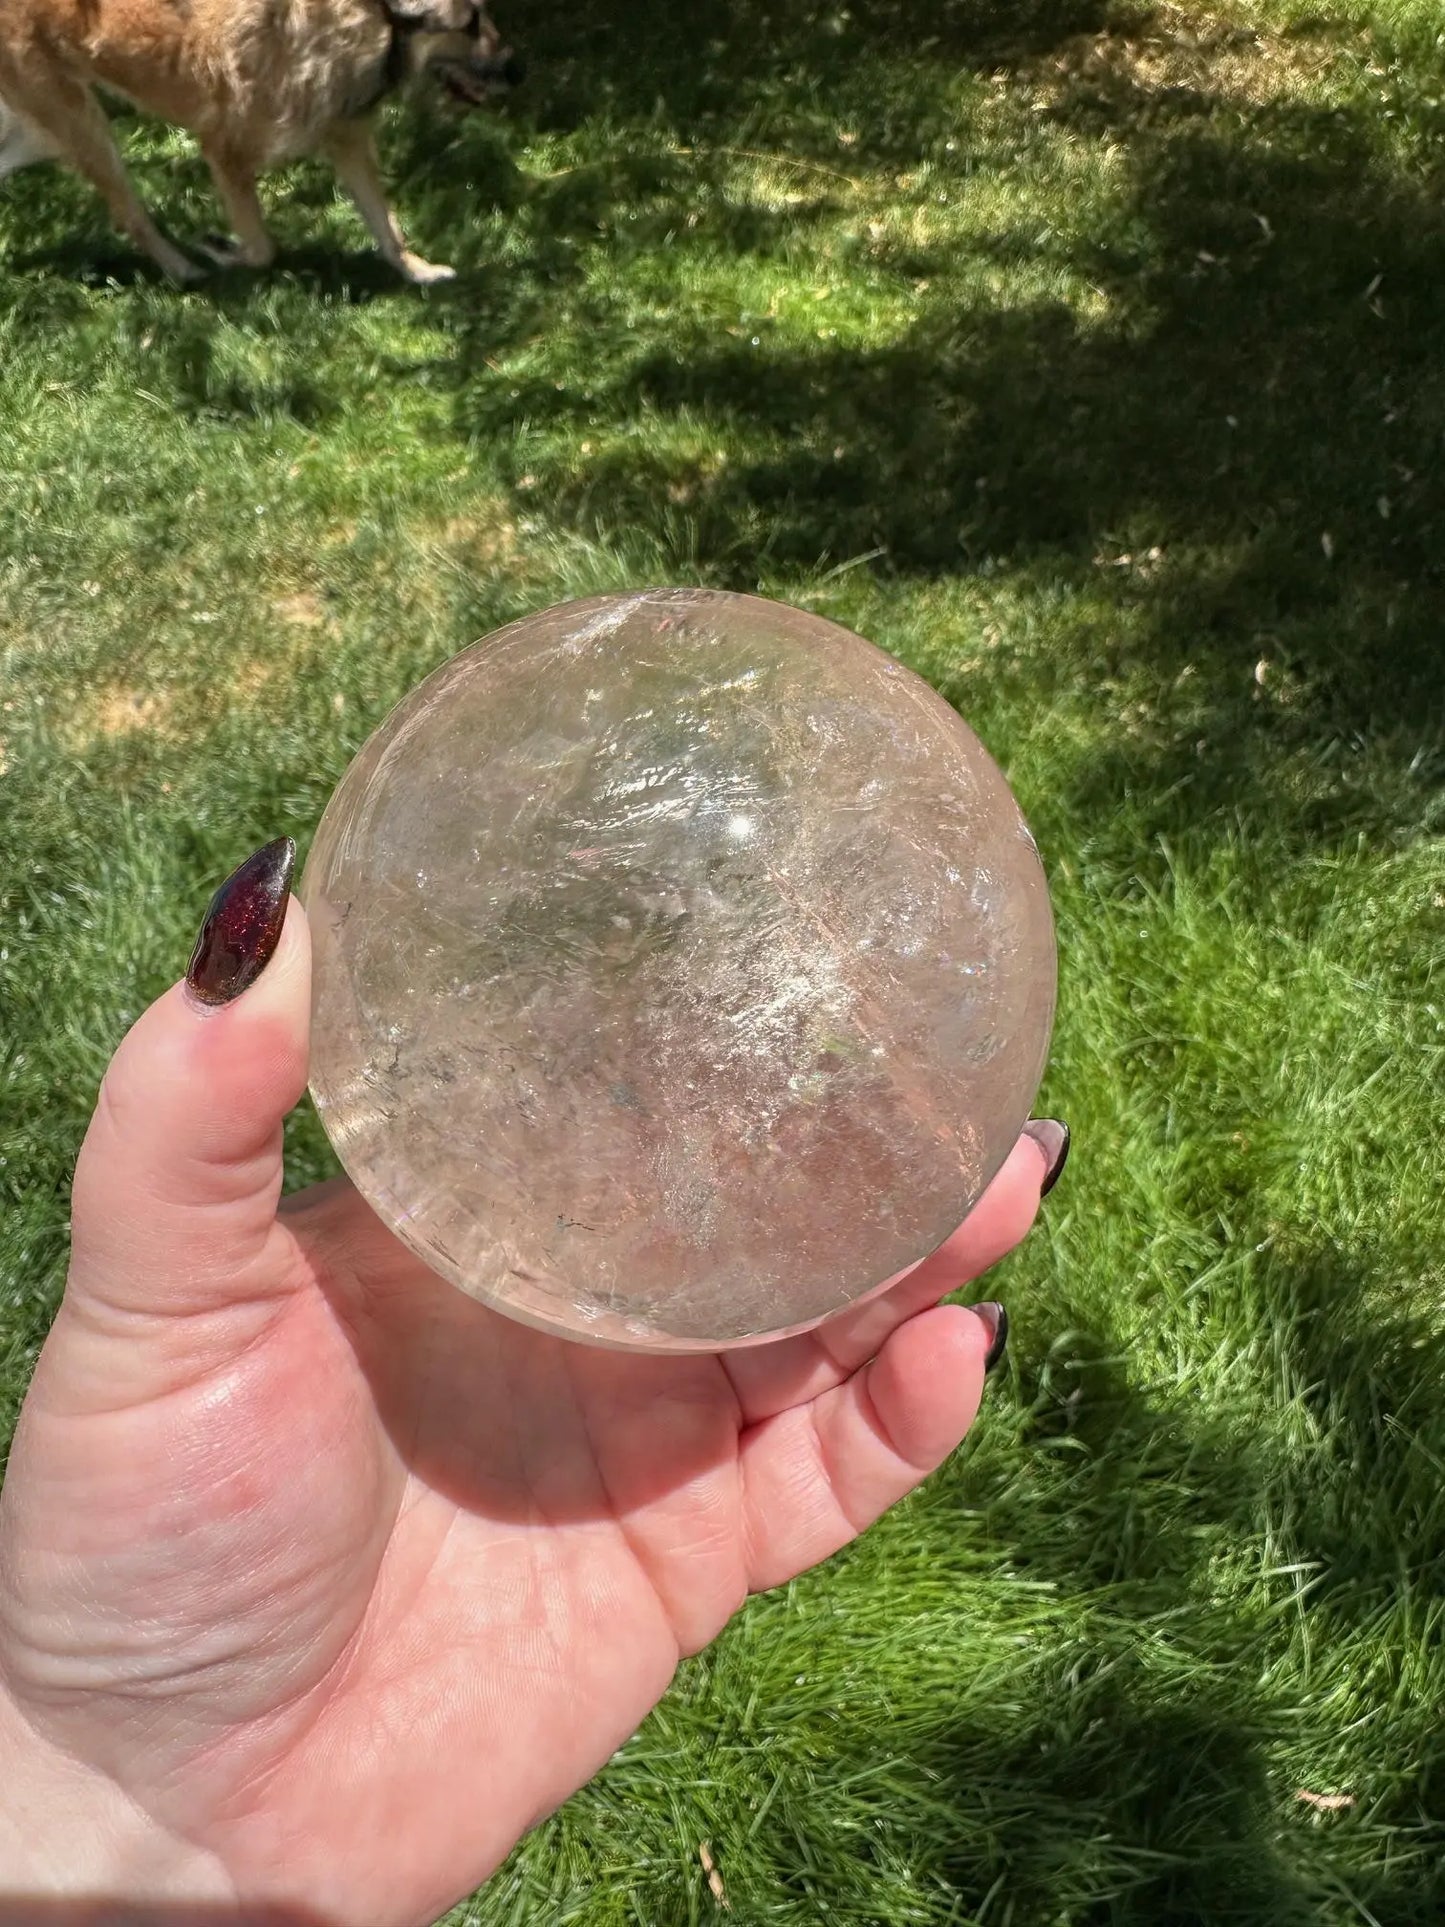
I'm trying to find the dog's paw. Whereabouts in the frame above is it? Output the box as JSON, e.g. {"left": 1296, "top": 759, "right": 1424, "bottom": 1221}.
{"left": 195, "top": 234, "right": 238, "bottom": 268}
{"left": 197, "top": 233, "right": 276, "bottom": 271}
{"left": 399, "top": 253, "right": 458, "bottom": 286}
{"left": 162, "top": 247, "right": 209, "bottom": 286}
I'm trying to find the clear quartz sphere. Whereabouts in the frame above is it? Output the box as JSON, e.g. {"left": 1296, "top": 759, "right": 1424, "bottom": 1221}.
{"left": 301, "top": 588, "right": 1056, "bottom": 1352}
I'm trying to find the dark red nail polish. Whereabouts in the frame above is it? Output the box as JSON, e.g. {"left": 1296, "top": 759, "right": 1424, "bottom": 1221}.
{"left": 186, "top": 837, "right": 295, "bottom": 1006}
{"left": 1023, "top": 1119, "right": 1070, "bottom": 1197}
{"left": 968, "top": 1302, "right": 1009, "bottom": 1374}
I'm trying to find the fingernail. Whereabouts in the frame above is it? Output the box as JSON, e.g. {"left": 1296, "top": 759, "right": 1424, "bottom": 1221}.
{"left": 186, "top": 837, "right": 295, "bottom": 1007}
{"left": 1023, "top": 1119, "right": 1070, "bottom": 1197}
{"left": 967, "top": 1301, "right": 1009, "bottom": 1374}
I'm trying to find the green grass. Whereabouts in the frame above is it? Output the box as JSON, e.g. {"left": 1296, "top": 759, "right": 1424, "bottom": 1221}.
{"left": 3, "top": 0, "right": 1444, "bottom": 1918}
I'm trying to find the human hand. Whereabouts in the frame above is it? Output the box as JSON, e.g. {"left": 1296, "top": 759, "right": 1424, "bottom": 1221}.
{"left": 0, "top": 839, "right": 1067, "bottom": 1927}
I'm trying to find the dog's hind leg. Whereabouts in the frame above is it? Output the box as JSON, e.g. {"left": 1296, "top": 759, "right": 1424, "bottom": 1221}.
{"left": 0, "top": 99, "right": 60, "bottom": 178}
{"left": 321, "top": 120, "right": 456, "bottom": 285}
{"left": 10, "top": 77, "right": 201, "bottom": 282}
{"left": 197, "top": 146, "right": 276, "bottom": 269}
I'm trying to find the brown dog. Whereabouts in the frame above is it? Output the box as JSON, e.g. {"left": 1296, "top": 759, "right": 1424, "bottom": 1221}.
{"left": 0, "top": 0, "right": 519, "bottom": 283}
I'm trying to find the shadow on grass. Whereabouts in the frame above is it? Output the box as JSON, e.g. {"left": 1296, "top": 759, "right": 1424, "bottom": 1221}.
{"left": 974, "top": 1704, "right": 1431, "bottom": 1927}
{"left": 5, "top": 225, "right": 442, "bottom": 305}
{"left": 929, "top": 1696, "right": 1305, "bottom": 1924}
{"left": 981, "top": 1226, "right": 1445, "bottom": 1627}
{"left": 923, "top": 1235, "right": 1445, "bottom": 1917}
{"left": 1003, "top": 1331, "right": 1259, "bottom": 1595}
{"left": 437, "top": 2, "right": 1445, "bottom": 859}
{"left": 1266, "top": 1244, "right": 1445, "bottom": 1613}
{"left": 929, "top": 1367, "right": 1305, "bottom": 1917}
{"left": 510, "top": 0, "right": 1116, "bottom": 139}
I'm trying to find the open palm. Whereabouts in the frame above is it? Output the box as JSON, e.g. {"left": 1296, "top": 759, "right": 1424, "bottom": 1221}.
{"left": 0, "top": 900, "right": 1047, "bottom": 1927}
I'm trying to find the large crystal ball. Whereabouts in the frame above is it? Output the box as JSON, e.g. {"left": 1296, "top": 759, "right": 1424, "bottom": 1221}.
{"left": 302, "top": 589, "right": 1055, "bottom": 1352}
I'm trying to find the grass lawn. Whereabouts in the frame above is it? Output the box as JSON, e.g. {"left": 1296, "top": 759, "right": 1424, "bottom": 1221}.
{"left": 3, "top": 0, "right": 1444, "bottom": 1918}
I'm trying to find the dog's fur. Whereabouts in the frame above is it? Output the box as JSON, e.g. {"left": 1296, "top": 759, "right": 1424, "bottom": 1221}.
{"left": 0, "top": 0, "right": 517, "bottom": 283}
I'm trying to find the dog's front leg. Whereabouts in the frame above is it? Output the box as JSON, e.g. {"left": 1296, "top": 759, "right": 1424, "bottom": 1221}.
{"left": 321, "top": 120, "right": 455, "bottom": 285}
{"left": 198, "top": 145, "right": 277, "bottom": 269}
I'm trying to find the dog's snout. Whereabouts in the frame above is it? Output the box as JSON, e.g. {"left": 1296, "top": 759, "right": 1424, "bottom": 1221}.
{"left": 493, "top": 50, "right": 525, "bottom": 87}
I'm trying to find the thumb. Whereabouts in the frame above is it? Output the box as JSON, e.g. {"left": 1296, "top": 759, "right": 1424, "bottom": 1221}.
{"left": 65, "top": 838, "right": 310, "bottom": 1347}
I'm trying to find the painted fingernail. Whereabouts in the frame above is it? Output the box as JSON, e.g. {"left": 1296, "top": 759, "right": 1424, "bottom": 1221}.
{"left": 968, "top": 1301, "right": 1009, "bottom": 1374}
{"left": 1023, "top": 1119, "right": 1070, "bottom": 1197}
{"left": 186, "top": 837, "right": 295, "bottom": 1006}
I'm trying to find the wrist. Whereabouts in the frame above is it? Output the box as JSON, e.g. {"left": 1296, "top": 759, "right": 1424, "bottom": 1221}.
{"left": 0, "top": 1686, "right": 235, "bottom": 1914}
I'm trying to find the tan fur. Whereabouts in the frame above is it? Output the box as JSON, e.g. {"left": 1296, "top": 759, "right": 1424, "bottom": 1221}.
{"left": 0, "top": 0, "right": 514, "bottom": 283}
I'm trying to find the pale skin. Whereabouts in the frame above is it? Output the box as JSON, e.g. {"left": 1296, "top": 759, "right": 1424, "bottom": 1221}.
{"left": 0, "top": 899, "right": 1050, "bottom": 1926}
